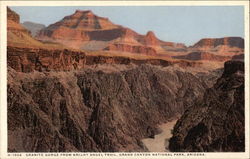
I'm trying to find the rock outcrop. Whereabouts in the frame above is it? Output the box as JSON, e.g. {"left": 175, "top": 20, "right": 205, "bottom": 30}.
{"left": 8, "top": 64, "right": 207, "bottom": 152}
{"left": 169, "top": 60, "right": 245, "bottom": 152}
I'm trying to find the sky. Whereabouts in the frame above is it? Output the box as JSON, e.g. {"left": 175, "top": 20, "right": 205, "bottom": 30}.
{"left": 10, "top": 6, "right": 244, "bottom": 46}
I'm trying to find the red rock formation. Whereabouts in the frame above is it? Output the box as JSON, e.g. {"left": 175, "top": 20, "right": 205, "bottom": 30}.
{"left": 190, "top": 37, "right": 244, "bottom": 56}
{"left": 7, "top": 7, "right": 19, "bottom": 23}
{"left": 8, "top": 46, "right": 202, "bottom": 73}
{"left": 37, "top": 10, "right": 121, "bottom": 42}
{"left": 36, "top": 10, "right": 186, "bottom": 55}
{"left": 7, "top": 7, "right": 31, "bottom": 36}
{"left": 7, "top": 46, "right": 86, "bottom": 72}
{"left": 173, "top": 51, "right": 231, "bottom": 62}
{"left": 144, "top": 31, "right": 159, "bottom": 46}
{"left": 192, "top": 37, "right": 244, "bottom": 49}
{"left": 104, "top": 43, "right": 157, "bottom": 55}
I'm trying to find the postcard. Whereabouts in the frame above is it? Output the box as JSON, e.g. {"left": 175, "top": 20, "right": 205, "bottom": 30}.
{"left": 0, "top": 1, "right": 249, "bottom": 159}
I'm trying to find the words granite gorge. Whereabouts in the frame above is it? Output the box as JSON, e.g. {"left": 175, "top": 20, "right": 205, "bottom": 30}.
{"left": 7, "top": 7, "right": 245, "bottom": 152}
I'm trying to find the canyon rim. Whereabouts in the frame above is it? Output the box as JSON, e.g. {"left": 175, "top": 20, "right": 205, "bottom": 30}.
{"left": 0, "top": 2, "right": 249, "bottom": 159}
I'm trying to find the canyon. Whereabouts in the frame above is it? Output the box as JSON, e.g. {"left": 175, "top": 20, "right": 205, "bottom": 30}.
{"left": 6, "top": 7, "right": 245, "bottom": 152}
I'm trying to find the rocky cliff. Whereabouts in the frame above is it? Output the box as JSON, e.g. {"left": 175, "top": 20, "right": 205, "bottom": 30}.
{"left": 169, "top": 60, "right": 245, "bottom": 152}
{"left": 8, "top": 64, "right": 207, "bottom": 152}
{"left": 8, "top": 46, "right": 203, "bottom": 73}
{"left": 7, "top": 46, "right": 86, "bottom": 72}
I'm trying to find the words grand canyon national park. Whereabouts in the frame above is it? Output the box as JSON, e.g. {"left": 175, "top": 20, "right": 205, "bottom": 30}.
{"left": 5, "top": 5, "right": 246, "bottom": 154}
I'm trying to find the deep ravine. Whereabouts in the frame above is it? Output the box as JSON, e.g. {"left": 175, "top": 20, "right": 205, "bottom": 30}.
{"left": 8, "top": 64, "right": 210, "bottom": 152}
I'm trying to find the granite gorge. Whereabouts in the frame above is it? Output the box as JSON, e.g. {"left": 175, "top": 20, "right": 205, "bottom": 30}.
{"left": 8, "top": 65, "right": 207, "bottom": 152}
{"left": 169, "top": 61, "right": 245, "bottom": 152}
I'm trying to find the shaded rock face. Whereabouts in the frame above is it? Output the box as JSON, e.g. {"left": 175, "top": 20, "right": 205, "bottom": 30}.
{"left": 22, "top": 21, "right": 46, "bottom": 37}
{"left": 232, "top": 54, "right": 244, "bottom": 61}
{"left": 169, "top": 60, "right": 245, "bottom": 152}
{"left": 8, "top": 64, "right": 207, "bottom": 152}
{"left": 7, "top": 47, "right": 86, "bottom": 72}
{"left": 173, "top": 51, "right": 231, "bottom": 62}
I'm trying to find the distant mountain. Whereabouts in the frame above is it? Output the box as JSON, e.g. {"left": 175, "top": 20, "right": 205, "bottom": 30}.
{"left": 173, "top": 51, "right": 231, "bottom": 62}
{"left": 22, "top": 21, "right": 46, "bottom": 37}
{"left": 189, "top": 37, "right": 244, "bottom": 55}
{"left": 192, "top": 37, "right": 244, "bottom": 49}
{"left": 36, "top": 10, "right": 186, "bottom": 55}
{"left": 171, "top": 37, "right": 244, "bottom": 61}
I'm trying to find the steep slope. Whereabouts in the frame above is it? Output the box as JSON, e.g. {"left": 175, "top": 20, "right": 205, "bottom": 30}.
{"left": 8, "top": 64, "right": 207, "bottom": 152}
{"left": 22, "top": 21, "right": 46, "bottom": 37}
{"left": 37, "top": 10, "right": 186, "bottom": 54}
{"left": 169, "top": 60, "right": 244, "bottom": 152}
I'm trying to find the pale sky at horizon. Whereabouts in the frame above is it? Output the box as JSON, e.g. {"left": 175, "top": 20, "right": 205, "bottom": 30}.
{"left": 10, "top": 6, "right": 244, "bottom": 46}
